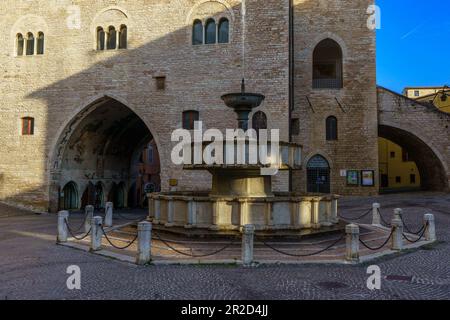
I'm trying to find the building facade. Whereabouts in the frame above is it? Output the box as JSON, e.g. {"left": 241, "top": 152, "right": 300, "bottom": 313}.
{"left": 0, "top": 0, "right": 379, "bottom": 212}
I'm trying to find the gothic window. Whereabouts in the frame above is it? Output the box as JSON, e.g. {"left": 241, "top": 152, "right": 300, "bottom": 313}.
{"left": 326, "top": 116, "right": 338, "bottom": 140}
{"left": 22, "top": 117, "right": 34, "bottom": 135}
{"left": 97, "top": 27, "right": 105, "bottom": 50}
{"left": 37, "top": 32, "right": 44, "bottom": 55}
{"left": 26, "top": 33, "right": 34, "bottom": 55}
{"left": 307, "top": 155, "right": 331, "bottom": 193}
{"left": 16, "top": 34, "right": 24, "bottom": 56}
{"left": 107, "top": 26, "right": 116, "bottom": 50}
{"left": 313, "top": 39, "right": 343, "bottom": 89}
{"left": 218, "top": 18, "right": 229, "bottom": 43}
{"left": 252, "top": 111, "right": 268, "bottom": 131}
{"left": 183, "top": 111, "right": 199, "bottom": 130}
{"left": 205, "top": 19, "right": 216, "bottom": 44}
{"left": 119, "top": 25, "right": 127, "bottom": 49}
{"left": 192, "top": 20, "right": 203, "bottom": 45}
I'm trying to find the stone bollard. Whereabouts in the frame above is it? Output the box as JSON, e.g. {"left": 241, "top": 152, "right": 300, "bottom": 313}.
{"left": 242, "top": 224, "right": 255, "bottom": 267}
{"left": 345, "top": 224, "right": 360, "bottom": 263}
{"left": 57, "top": 211, "right": 69, "bottom": 243}
{"left": 90, "top": 216, "right": 103, "bottom": 252}
{"left": 136, "top": 221, "right": 152, "bottom": 265}
{"left": 394, "top": 208, "right": 403, "bottom": 221}
{"left": 372, "top": 203, "right": 381, "bottom": 226}
{"left": 105, "top": 202, "right": 113, "bottom": 227}
{"left": 424, "top": 213, "right": 436, "bottom": 242}
{"left": 85, "top": 205, "right": 94, "bottom": 234}
{"left": 391, "top": 218, "right": 403, "bottom": 251}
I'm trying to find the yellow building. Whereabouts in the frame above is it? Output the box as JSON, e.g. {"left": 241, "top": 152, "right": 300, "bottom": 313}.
{"left": 403, "top": 86, "right": 450, "bottom": 113}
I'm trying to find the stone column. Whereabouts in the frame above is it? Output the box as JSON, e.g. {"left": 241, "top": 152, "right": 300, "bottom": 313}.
{"left": 298, "top": 199, "right": 312, "bottom": 228}
{"left": 90, "top": 216, "right": 103, "bottom": 252}
{"left": 105, "top": 202, "right": 113, "bottom": 227}
{"left": 321, "top": 199, "right": 333, "bottom": 227}
{"left": 372, "top": 203, "right": 381, "bottom": 226}
{"left": 331, "top": 197, "right": 339, "bottom": 223}
{"left": 148, "top": 197, "right": 155, "bottom": 221}
{"left": 239, "top": 200, "right": 249, "bottom": 227}
{"left": 154, "top": 199, "right": 161, "bottom": 224}
{"left": 165, "top": 200, "right": 175, "bottom": 227}
{"left": 210, "top": 200, "right": 221, "bottom": 231}
{"left": 265, "top": 202, "right": 273, "bottom": 228}
{"left": 136, "top": 221, "right": 152, "bottom": 265}
{"left": 424, "top": 213, "right": 436, "bottom": 242}
{"left": 394, "top": 208, "right": 403, "bottom": 221}
{"left": 57, "top": 211, "right": 69, "bottom": 243}
{"left": 185, "top": 199, "right": 197, "bottom": 229}
{"left": 346, "top": 224, "right": 360, "bottom": 263}
{"left": 391, "top": 218, "right": 403, "bottom": 251}
{"left": 311, "top": 199, "right": 321, "bottom": 229}
{"left": 242, "top": 224, "right": 255, "bottom": 267}
{"left": 85, "top": 205, "right": 94, "bottom": 233}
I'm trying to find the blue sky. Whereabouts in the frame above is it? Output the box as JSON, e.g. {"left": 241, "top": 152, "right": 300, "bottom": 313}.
{"left": 376, "top": 0, "right": 450, "bottom": 93}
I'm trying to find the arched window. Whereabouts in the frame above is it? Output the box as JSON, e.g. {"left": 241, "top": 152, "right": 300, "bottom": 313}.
{"left": 252, "top": 111, "right": 268, "bottom": 131}
{"left": 119, "top": 25, "right": 127, "bottom": 49}
{"left": 218, "top": 18, "right": 229, "bottom": 43}
{"left": 192, "top": 20, "right": 203, "bottom": 45}
{"left": 205, "top": 19, "right": 216, "bottom": 44}
{"left": 107, "top": 26, "right": 116, "bottom": 50}
{"left": 37, "top": 32, "right": 44, "bottom": 55}
{"left": 26, "top": 33, "right": 34, "bottom": 55}
{"left": 21, "top": 117, "right": 34, "bottom": 135}
{"left": 182, "top": 111, "right": 199, "bottom": 130}
{"left": 307, "top": 155, "right": 331, "bottom": 193}
{"left": 62, "top": 182, "right": 78, "bottom": 210}
{"left": 97, "top": 27, "right": 105, "bottom": 50}
{"left": 326, "top": 116, "right": 338, "bottom": 140}
{"left": 313, "top": 39, "right": 343, "bottom": 89}
{"left": 16, "top": 34, "right": 24, "bottom": 56}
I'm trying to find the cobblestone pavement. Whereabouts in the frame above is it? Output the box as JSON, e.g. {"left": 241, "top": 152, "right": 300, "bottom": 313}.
{"left": 0, "top": 192, "right": 449, "bottom": 300}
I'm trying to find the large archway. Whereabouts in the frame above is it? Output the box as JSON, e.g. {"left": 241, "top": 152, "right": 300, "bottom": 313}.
{"left": 379, "top": 125, "right": 448, "bottom": 191}
{"left": 50, "top": 97, "right": 161, "bottom": 211}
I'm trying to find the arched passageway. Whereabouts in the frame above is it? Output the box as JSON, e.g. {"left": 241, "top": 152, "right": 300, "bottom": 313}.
{"left": 60, "top": 181, "right": 78, "bottom": 210}
{"left": 53, "top": 97, "right": 161, "bottom": 211}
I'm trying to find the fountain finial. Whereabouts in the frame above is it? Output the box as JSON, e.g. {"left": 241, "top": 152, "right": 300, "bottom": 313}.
{"left": 241, "top": 78, "right": 246, "bottom": 94}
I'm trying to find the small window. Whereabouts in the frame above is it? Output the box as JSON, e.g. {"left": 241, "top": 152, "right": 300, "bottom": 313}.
{"left": 155, "top": 76, "right": 166, "bottom": 90}
{"left": 205, "top": 19, "right": 216, "bottom": 44}
{"left": 402, "top": 149, "right": 409, "bottom": 162}
{"left": 218, "top": 18, "right": 229, "bottom": 43}
{"left": 183, "top": 111, "right": 199, "bottom": 130}
{"left": 410, "top": 174, "right": 416, "bottom": 184}
{"left": 313, "top": 39, "right": 343, "bottom": 89}
{"left": 119, "top": 25, "right": 127, "bottom": 49}
{"left": 395, "top": 176, "right": 401, "bottom": 183}
{"left": 252, "top": 111, "right": 268, "bottom": 131}
{"left": 37, "top": 32, "right": 44, "bottom": 55}
{"left": 390, "top": 151, "right": 396, "bottom": 158}
{"left": 97, "top": 27, "right": 105, "bottom": 50}
{"left": 192, "top": 20, "right": 203, "bottom": 45}
{"left": 107, "top": 26, "right": 116, "bottom": 50}
{"left": 325, "top": 116, "right": 337, "bottom": 140}
{"left": 291, "top": 118, "right": 300, "bottom": 136}
{"left": 148, "top": 145, "right": 154, "bottom": 164}
{"left": 414, "top": 90, "right": 420, "bottom": 97}
{"left": 17, "top": 34, "right": 24, "bottom": 56}
{"left": 22, "top": 117, "right": 34, "bottom": 135}
{"left": 26, "top": 33, "right": 34, "bottom": 55}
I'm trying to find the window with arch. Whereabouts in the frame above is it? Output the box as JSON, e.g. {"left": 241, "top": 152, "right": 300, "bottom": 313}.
{"left": 26, "top": 33, "right": 34, "bottom": 55}
{"left": 62, "top": 182, "right": 78, "bottom": 210}
{"left": 97, "top": 27, "right": 105, "bottom": 50}
{"left": 252, "top": 111, "right": 268, "bottom": 131}
{"left": 205, "top": 19, "right": 216, "bottom": 44}
{"left": 182, "top": 111, "right": 200, "bottom": 130}
{"left": 21, "top": 117, "right": 35, "bottom": 135}
{"left": 326, "top": 116, "right": 338, "bottom": 141}
{"left": 313, "top": 39, "right": 343, "bottom": 89}
{"left": 107, "top": 26, "right": 116, "bottom": 50}
{"left": 16, "top": 34, "right": 24, "bottom": 56}
{"left": 307, "top": 155, "right": 331, "bottom": 194}
{"left": 192, "top": 20, "right": 203, "bottom": 45}
{"left": 218, "top": 18, "right": 229, "bottom": 43}
{"left": 119, "top": 25, "right": 127, "bottom": 49}
{"left": 37, "top": 32, "right": 44, "bottom": 55}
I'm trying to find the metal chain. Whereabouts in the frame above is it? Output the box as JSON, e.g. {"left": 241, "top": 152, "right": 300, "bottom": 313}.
{"left": 259, "top": 233, "right": 345, "bottom": 257}
{"left": 338, "top": 208, "right": 372, "bottom": 221}
{"left": 403, "top": 222, "right": 428, "bottom": 243}
{"left": 153, "top": 232, "right": 236, "bottom": 258}
{"left": 116, "top": 211, "right": 147, "bottom": 222}
{"left": 359, "top": 229, "right": 394, "bottom": 251}
{"left": 377, "top": 208, "right": 392, "bottom": 227}
{"left": 100, "top": 225, "right": 138, "bottom": 250}
{"left": 67, "top": 211, "right": 89, "bottom": 233}
{"left": 65, "top": 219, "right": 91, "bottom": 241}
{"left": 399, "top": 214, "right": 425, "bottom": 235}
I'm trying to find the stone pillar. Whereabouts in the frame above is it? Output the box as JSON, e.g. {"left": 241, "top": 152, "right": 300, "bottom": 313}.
{"left": 311, "top": 199, "right": 321, "bottom": 229}
{"left": 57, "top": 211, "right": 69, "bottom": 243}
{"left": 90, "top": 216, "right": 103, "bottom": 252}
{"left": 136, "top": 221, "right": 152, "bottom": 265}
{"left": 154, "top": 199, "right": 161, "bottom": 224}
{"left": 242, "top": 224, "right": 255, "bottom": 267}
{"left": 85, "top": 205, "right": 94, "bottom": 233}
{"left": 148, "top": 197, "right": 155, "bottom": 221}
{"left": 211, "top": 200, "right": 221, "bottom": 231}
{"left": 265, "top": 202, "right": 273, "bottom": 228}
{"left": 372, "top": 203, "right": 381, "bottom": 226}
{"left": 298, "top": 199, "right": 312, "bottom": 228}
{"left": 331, "top": 197, "right": 339, "bottom": 223}
{"left": 321, "top": 199, "right": 333, "bottom": 227}
{"left": 185, "top": 199, "right": 197, "bottom": 229}
{"left": 165, "top": 200, "right": 174, "bottom": 227}
{"left": 345, "top": 224, "right": 359, "bottom": 263}
{"left": 105, "top": 202, "right": 113, "bottom": 227}
{"left": 239, "top": 200, "right": 249, "bottom": 227}
{"left": 394, "top": 208, "right": 403, "bottom": 221}
{"left": 424, "top": 213, "right": 436, "bottom": 242}
{"left": 391, "top": 218, "right": 403, "bottom": 251}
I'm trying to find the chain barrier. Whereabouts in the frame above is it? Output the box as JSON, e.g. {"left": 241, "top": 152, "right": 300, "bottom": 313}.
{"left": 338, "top": 208, "right": 372, "bottom": 221}
{"left": 377, "top": 208, "right": 392, "bottom": 227}
{"left": 115, "top": 211, "right": 147, "bottom": 222}
{"left": 399, "top": 214, "right": 425, "bottom": 235}
{"left": 258, "top": 233, "right": 345, "bottom": 257}
{"left": 359, "top": 229, "right": 394, "bottom": 251}
{"left": 65, "top": 219, "right": 91, "bottom": 241}
{"left": 403, "top": 222, "right": 428, "bottom": 244}
{"left": 100, "top": 224, "right": 138, "bottom": 250}
{"left": 66, "top": 211, "right": 89, "bottom": 233}
{"left": 153, "top": 231, "right": 237, "bottom": 258}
